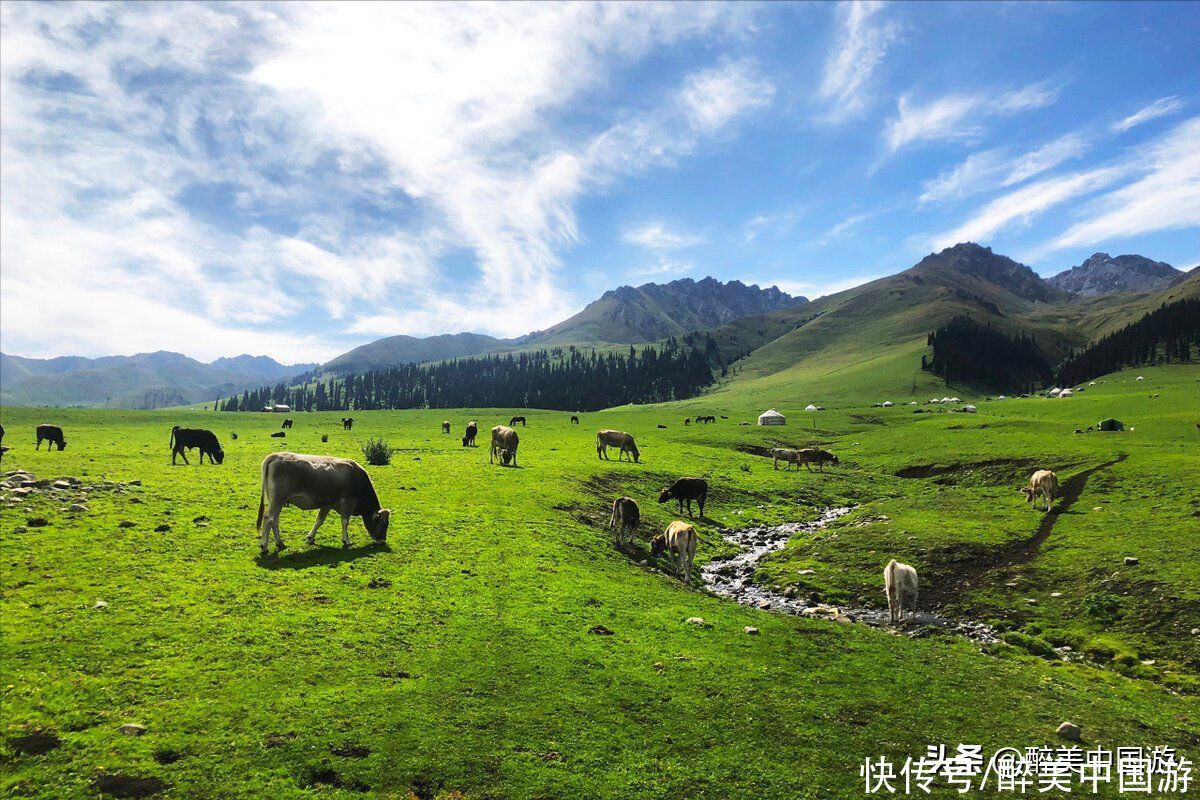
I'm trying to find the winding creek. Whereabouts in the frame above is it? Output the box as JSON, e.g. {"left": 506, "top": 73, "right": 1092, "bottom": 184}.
{"left": 700, "top": 507, "right": 1001, "bottom": 644}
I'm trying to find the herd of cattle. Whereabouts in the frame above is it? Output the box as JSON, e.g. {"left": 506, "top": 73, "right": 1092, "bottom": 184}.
{"left": 6, "top": 414, "right": 1065, "bottom": 625}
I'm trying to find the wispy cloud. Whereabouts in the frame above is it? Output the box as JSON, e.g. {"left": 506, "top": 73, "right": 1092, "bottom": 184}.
{"left": 633, "top": 257, "right": 695, "bottom": 278}
{"left": 742, "top": 209, "right": 804, "bottom": 244}
{"left": 1112, "top": 96, "right": 1184, "bottom": 133}
{"left": 1040, "top": 117, "right": 1200, "bottom": 254}
{"left": 920, "top": 133, "right": 1088, "bottom": 204}
{"left": 622, "top": 222, "right": 701, "bottom": 250}
{"left": 0, "top": 2, "right": 764, "bottom": 358}
{"left": 886, "top": 83, "right": 1058, "bottom": 153}
{"left": 819, "top": 212, "right": 872, "bottom": 244}
{"left": 819, "top": 1, "right": 899, "bottom": 122}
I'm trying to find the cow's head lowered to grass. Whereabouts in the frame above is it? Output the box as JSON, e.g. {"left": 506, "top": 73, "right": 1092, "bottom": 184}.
{"left": 365, "top": 508, "right": 390, "bottom": 543}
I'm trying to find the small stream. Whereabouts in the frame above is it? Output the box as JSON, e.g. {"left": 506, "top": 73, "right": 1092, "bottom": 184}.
{"left": 700, "top": 507, "right": 1001, "bottom": 644}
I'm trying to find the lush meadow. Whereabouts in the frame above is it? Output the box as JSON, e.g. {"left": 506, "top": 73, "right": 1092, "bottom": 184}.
{"left": 2, "top": 364, "right": 1198, "bottom": 798}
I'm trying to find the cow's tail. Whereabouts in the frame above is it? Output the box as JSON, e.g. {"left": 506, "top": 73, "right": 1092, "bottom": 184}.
{"left": 256, "top": 455, "right": 270, "bottom": 529}
{"left": 169, "top": 425, "right": 177, "bottom": 449}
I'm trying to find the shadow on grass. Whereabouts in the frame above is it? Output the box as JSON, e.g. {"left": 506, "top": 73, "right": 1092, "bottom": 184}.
{"left": 259, "top": 543, "right": 391, "bottom": 570}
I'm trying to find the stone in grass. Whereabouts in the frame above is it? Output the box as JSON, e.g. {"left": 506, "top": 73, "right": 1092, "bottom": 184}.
{"left": 1056, "top": 721, "right": 1082, "bottom": 742}
{"left": 1124, "top": 557, "right": 1139, "bottom": 566}
{"left": 94, "top": 600, "right": 109, "bottom": 609}
{"left": 744, "top": 626, "right": 760, "bottom": 635}
{"left": 685, "top": 617, "right": 711, "bottom": 628}
{"left": 69, "top": 504, "right": 88, "bottom": 512}
{"left": 26, "top": 517, "right": 49, "bottom": 528}
{"left": 118, "top": 723, "right": 148, "bottom": 736}
{"left": 797, "top": 569, "right": 816, "bottom": 576}
{"left": 1050, "top": 592, "right": 1063, "bottom": 598}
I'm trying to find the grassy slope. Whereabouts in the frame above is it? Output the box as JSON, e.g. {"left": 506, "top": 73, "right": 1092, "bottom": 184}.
{"left": 2, "top": 362, "right": 1198, "bottom": 798}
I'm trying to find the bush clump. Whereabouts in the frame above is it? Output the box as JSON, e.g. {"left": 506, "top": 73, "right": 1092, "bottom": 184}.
{"left": 1001, "top": 632, "right": 1061, "bottom": 660}
{"left": 361, "top": 437, "right": 394, "bottom": 466}
{"left": 1082, "top": 591, "right": 1122, "bottom": 624}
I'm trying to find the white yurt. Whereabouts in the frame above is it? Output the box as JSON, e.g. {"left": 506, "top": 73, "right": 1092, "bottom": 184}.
{"left": 1136, "top": 376, "right": 1145, "bottom": 381}
{"left": 804, "top": 404, "right": 819, "bottom": 412}
{"left": 1059, "top": 388, "right": 1073, "bottom": 397}
{"left": 962, "top": 405, "right": 977, "bottom": 413}
{"left": 758, "top": 409, "right": 786, "bottom": 426}
{"left": 997, "top": 395, "right": 1007, "bottom": 400}
{"left": 1048, "top": 388, "right": 1062, "bottom": 397}
{"left": 882, "top": 401, "right": 894, "bottom": 407}
{"left": 941, "top": 397, "right": 953, "bottom": 404}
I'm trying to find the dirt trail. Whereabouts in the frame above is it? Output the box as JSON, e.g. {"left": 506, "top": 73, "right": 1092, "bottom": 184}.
{"left": 922, "top": 455, "right": 1128, "bottom": 608}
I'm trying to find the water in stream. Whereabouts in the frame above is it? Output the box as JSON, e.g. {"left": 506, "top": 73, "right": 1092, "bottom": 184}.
{"left": 700, "top": 507, "right": 1001, "bottom": 644}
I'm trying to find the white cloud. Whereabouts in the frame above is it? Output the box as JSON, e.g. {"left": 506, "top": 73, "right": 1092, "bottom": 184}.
{"left": 633, "top": 257, "right": 695, "bottom": 278}
{"left": 742, "top": 209, "right": 804, "bottom": 244}
{"left": 0, "top": 2, "right": 766, "bottom": 359}
{"left": 920, "top": 133, "right": 1088, "bottom": 204}
{"left": 819, "top": 1, "right": 898, "bottom": 121}
{"left": 678, "top": 60, "right": 775, "bottom": 135}
{"left": 772, "top": 273, "right": 885, "bottom": 299}
{"left": 1112, "top": 96, "right": 1184, "bottom": 133}
{"left": 1042, "top": 117, "right": 1200, "bottom": 253}
{"left": 819, "top": 212, "right": 872, "bottom": 244}
{"left": 930, "top": 165, "right": 1128, "bottom": 250}
{"left": 623, "top": 222, "right": 701, "bottom": 251}
{"left": 886, "top": 83, "right": 1058, "bottom": 153}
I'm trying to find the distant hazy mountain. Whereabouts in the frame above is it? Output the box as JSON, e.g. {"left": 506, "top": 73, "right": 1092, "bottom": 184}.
{"left": 520, "top": 276, "right": 806, "bottom": 346}
{"left": 0, "top": 351, "right": 315, "bottom": 409}
{"left": 1048, "top": 252, "right": 1182, "bottom": 296}
{"left": 323, "top": 277, "right": 806, "bottom": 374}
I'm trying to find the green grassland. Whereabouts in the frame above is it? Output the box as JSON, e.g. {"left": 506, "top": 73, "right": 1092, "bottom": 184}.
{"left": 2, "top": 364, "right": 1198, "bottom": 798}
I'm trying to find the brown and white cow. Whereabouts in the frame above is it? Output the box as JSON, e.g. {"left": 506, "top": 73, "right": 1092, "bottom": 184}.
{"left": 651, "top": 520, "right": 697, "bottom": 580}
{"left": 609, "top": 496, "right": 640, "bottom": 545}
{"left": 1022, "top": 469, "right": 1059, "bottom": 512}
{"left": 490, "top": 425, "right": 519, "bottom": 466}
{"left": 256, "top": 452, "right": 390, "bottom": 555}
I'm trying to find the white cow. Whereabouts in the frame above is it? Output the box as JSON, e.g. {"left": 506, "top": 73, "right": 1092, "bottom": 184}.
{"left": 884, "top": 560, "right": 919, "bottom": 624}
{"left": 1022, "top": 469, "right": 1059, "bottom": 512}
{"left": 651, "top": 520, "right": 697, "bottom": 581}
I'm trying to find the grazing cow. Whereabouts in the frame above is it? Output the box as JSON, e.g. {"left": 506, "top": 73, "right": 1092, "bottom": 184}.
{"left": 657, "top": 424, "right": 668, "bottom": 429}
{"left": 609, "top": 496, "right": 640, "bottom": 545}
{"left": 770, "top": 448, "right": 803, "bottom": 470}
{"left": 571, "top": 415, "right": 580, "bottom": 425}
{"left": 651, "top": 520, "right": 697, "bottom": 580}
{"left": 341, "top": 418, "right": 354, "bottom": 431}
{"left": 720, "top": 415, "right": 728, "bottom": 419}
{"left": 684, "top": 418, "right": 691, "bottom": 426}
{"left": 596, "top": 430, "right": 640, "bottom": 462}
{"left": 509, "top": 416, "right": 526, "bottom": 427}
{"left": 442, "top": 421, "right": 451, "bottom": 434}
{"left": 231, "top": 432, "right": 239, "bottom": 440}
{"left": 35, "top": 424, "right": 67, "bottom": 451}
{"left": 792, "top": 448, "right": 838, "bottom": 472}
{"left": 1022, "top": 469, "right": 1059, "bottom": 512}
{"left": 271, "top": 431, "right": 286, "bottom": 438}
{"left": 884, "top": 560, "right": 919, "bottom": 624}
{"left": 490, "top": 425, "right": 519, "bottom": 466}
{"left": 658, "top": 477, "right": 707, "bottom": 518}
{"left": 462, "top": 421, "right": 478, "bottom": 448}
{"left": 281, "top": 418, "right": 293, "bottom": 429}
{"left": 170, "top": 427, "right": 224, "bottom": 465}
{"left": 256, "top": 452, "right": 390, "bottom": 555}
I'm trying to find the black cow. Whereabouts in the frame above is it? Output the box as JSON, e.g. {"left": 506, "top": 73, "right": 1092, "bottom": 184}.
{"left": 281, "top": 418, "right": 293, "bottom": 429}
{"left": 509, "top": 416, "right": 526, "bottom": 427}
{"left": 462, "top": 421, "right": 478, "bottom": 448}
{"left": 570, "top": 415, "right": 580, "bottom": 425}
{"left": 271, "top": 431, "right": 286, "bottom": 439}
{"left": 342, "top": 418, "right": 354, "bottom": 431}
{"left": 657, "top": 424, "right": 668, "bottom": 429}
{"left": 170, "top": 427, "right": 223, "bottom": 465}
{"left": 35, "top": 425, "right": 67, "bottom": 451}
{"left": 442, "top": 421, "right": 451, "bottom": 434}
{"left": 658, "top": 477, "right": 708, "bottom": 518}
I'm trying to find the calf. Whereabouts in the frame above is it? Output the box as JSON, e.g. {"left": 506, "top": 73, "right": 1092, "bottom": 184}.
{"left": 341, "top": 417, "right": 354, "bottom": 431}
{"left": 281, "top": 418, "right": 293, "bottom": 429}
{"left": 884, "top": 560, "right": 919, "bottom": 624}
{"left": 490, "top": 425, "right": 519, "bottom": 466}
{"left": 658, "top": 477, "right": 707, "bottom": 518}
{"left": 509, "top": 416, "right": 527, "bottom": 427}
{"left": 442, "top": 420, "right": 451, "bottom": 434}
{"left": 596, "top": 429, "right": 640, "bottom": 462}
{"left": 462, "top": 421, "right": 478, "bottom": 447}
{"left": 256, "top": 452, "right": 390, "bottom": 555}
{"left": 1022, "top": 469, "right": 1059, "bottom": 512}
{"left": 609, "top": 496, "right": 640, "bottom": 545}
{"left": 651, "top": 520, "right": 697, "bottom": 581}
{"left": 771, "top": 448, "right": 801, "bottom": 470}
{"left": 35, "top": 424, "right": 67, "bottom": 451}
{"left": 170, "top": 427, "right": 224, "bottom": 465}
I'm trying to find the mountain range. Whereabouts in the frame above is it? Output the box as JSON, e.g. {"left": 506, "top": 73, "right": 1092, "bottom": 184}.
{"left": 0, "top": 351, "right": 316, "bottom": 409}
{"left": 3, "top": 247, "right": 1195, "bottom": 408}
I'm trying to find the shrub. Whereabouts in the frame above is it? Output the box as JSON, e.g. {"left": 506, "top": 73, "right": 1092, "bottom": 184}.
{"left": 1001, "top": 632, "right": 1061, "bottom": 660}
{"left": 1082, "top": 591, "right": 1122, "bottom": 624}
{"left": 361, "top": 436, "right": 393, "bottom": 466}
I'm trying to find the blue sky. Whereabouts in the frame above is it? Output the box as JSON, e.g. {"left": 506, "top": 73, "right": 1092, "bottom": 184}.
{"left": 1, "top": 2, "right": 1197, "bottom": 362}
